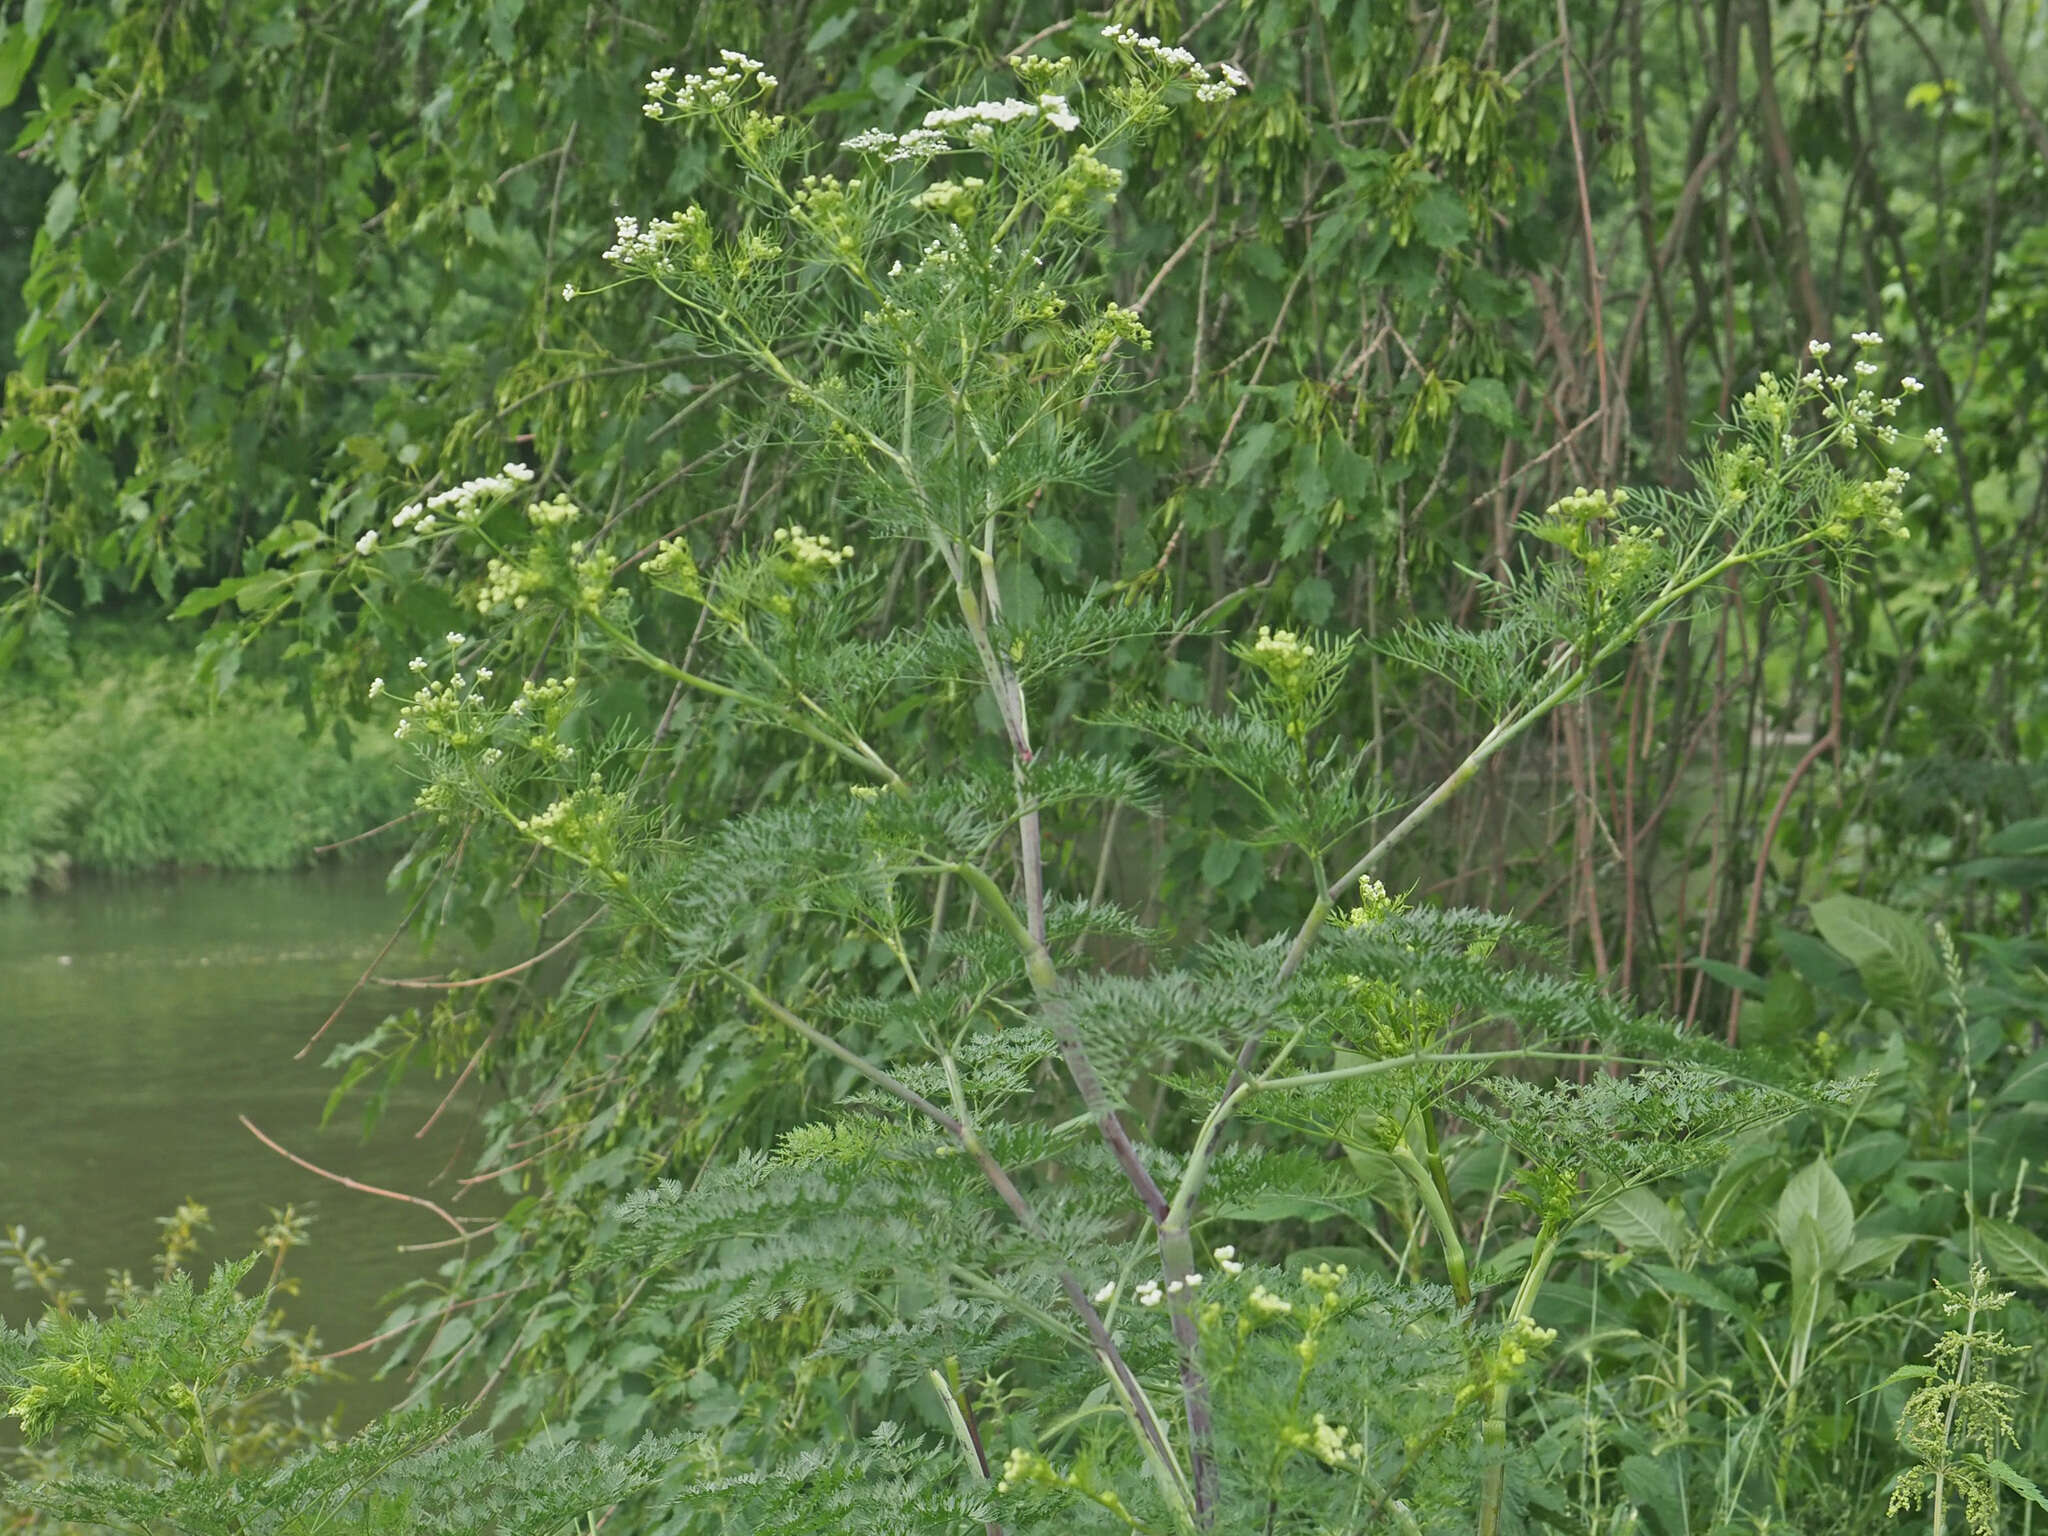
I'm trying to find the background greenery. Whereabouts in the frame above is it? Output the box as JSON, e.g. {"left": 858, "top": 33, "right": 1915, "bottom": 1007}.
{"left": 2, "top": 0, "right": 2046, "bottom": 1532}
{"left": 0, "top": 621, "right": 407, "bottom": 894}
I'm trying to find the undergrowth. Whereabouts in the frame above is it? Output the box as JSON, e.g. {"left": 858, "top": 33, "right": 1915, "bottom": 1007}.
{"left": 0, "top": 621, "right": 407, "bottom": 894}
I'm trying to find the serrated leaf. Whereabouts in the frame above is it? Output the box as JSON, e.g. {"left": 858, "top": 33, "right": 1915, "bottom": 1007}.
{"left": 1618, "top": 1452, "right": 1683, "bottom": 1530}
{"left": 1199, "top": 839, "right": 1243, "bottom": 888}
{"left": 1983, "top": 1457, "right": 2048, "bottom": 1511}
{"left": 1456, "top": 377, "right": 1517, "bottom": 429}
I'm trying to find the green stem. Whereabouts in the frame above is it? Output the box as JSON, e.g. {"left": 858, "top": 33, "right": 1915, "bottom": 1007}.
{"left": 1476, "top": 1223, "right": 1562, "bottom": 1536}
{"left": 1391, "top": 1132, "right": 1471, "bottom": 1307}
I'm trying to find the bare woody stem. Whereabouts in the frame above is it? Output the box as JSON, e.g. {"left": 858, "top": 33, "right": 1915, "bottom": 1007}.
{"left": 945, "top": 541, "right": 1219, "bottom": 1519}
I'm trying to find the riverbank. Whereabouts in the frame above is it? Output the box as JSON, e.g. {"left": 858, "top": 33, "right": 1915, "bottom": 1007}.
{"left": 0, "top": 620, "right": 409, "bottom": 895}
{"left": 0, "top": 862, "right": 490, "bottom": 1424}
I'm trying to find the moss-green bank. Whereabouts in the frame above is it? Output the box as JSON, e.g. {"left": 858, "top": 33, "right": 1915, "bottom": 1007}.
{"left": 0, "top": 623, "right": 408, "bottom": 894}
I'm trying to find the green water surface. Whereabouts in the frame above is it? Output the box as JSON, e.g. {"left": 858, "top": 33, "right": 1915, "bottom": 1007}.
{"left": 0, "top": 863, "right": 494, "bottom": 1416}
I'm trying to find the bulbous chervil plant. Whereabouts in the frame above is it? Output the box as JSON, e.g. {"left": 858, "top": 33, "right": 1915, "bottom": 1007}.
{"left": 7, "top": 32, "right": 1932, "bottom": 1536}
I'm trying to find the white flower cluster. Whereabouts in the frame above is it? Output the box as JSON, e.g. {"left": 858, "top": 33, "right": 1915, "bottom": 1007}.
{"left": 602, "top": 207, "right": 706, "bottom": 266}
{"left": 1133, "top": 1271, "right": 1203, "bottom": 1307}
{"left": 839, "top": 91, "right": 1079, "bottom": 161}
{"left": 1102, "top": 23, "right": 1249, "bottom": 101}
{"left": 389, "top": 670, "right": 489, "bottom": 744}
{"left": 773, "top": 524, "right": 855, "bottom": 570}
{"left": 921, "top": 96, "right": 1043, "bottom": 129}
{"left": 911, "top": 177, "right": 984, "bottom": 216}
{"left": 527, "top": 493, "right": 581, "bottom": 528}
{"left": 1246, "top": 1283, "right": 1294, "bottom": 1318}
{"left": 1213, "top": 1243, "right": 1244, "bottom": 1276}
{"left": 1251, "top": 624, "right": 1314, "bottom": 667}
{"left": 641, "top": 51, "right": 777, "bottom": 119}
{"left": 478, "top": 556, "right": 539, "bottom": 612}
{"left": 1292, "top": 1412, "right": 1365, "bottom": 1468}
{"left": 391, "top": 462, "right": 535, "bottom": 534}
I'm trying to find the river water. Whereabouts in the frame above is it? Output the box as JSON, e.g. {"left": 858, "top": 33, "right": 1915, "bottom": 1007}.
{"left": 0, "top": 862, "right": 494, "bottom": 1417}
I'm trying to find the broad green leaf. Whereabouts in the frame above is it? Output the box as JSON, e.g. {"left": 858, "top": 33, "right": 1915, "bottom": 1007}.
{"left": 1832, "top": 1131, "right": 1906, "bottom": 1187}
{"left": 1200, "top": 839, "right": 1243, "bottom": 888}
{"left": 1839, "top": 1232, "right": 1921, "bottom": 1278}
{"left": 1997, "top": 1046, "right": 2048, "bottom": 1103}
{"left": 1593, "top": 1188, "right": 1684, "bottom": 1262}
{"left": 1979, "top": 1218, "right": 2048, "bottom": 1288}
{"left": 169, "top": 575, "right": 257, "bottom": 619}
{"left": 1289, "top": 576, "right": 1334, "bottom": 624}
{"left": 1777, "top": 1157, "right": 1855, "bottom": 1270}
{"left": 1701, "top": 1141, "right": 1780, "bottom": 1246}
{"left": 1952, "top": 856, "right": 2048, "bottom": 888}
{"left": 1641, "top": 1263, "right": 1749, "bottom": 1317}
{"left": 1688, "top": 956, "right": 1766, "bottom": 997}
{"left": 1808, "top": 895, "right": 1938, "bottom": 1014}
{"left": 1773, "top": 927, "right": 1866, "bottom": 1001}
{"left": 1783, "top": 1211, "right": 1829, "bottom": 1382}
{"left": 1986, "top": 816, "right": 2048, "bottom": 856}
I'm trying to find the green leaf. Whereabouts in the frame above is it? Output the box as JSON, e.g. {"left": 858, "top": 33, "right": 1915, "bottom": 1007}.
{"left": 1200, "top": 838, "right": 1243, "bottom": 888}
{"left": 1456, "top": 377, "right": 1518, "bottom": 429}
{"left": 1023, "top": 514, "right": 1081, "bottom": 572}
{"left": 1773, "top": 927, "right": 1866, "bottom": 1001}
{"left": 1290, "top": 576, "right": 1335, "bottom": 625}
{"left": 0, "top": 0, "right": 53, "bottom": 102}
{"left": 169, "top": 575, "right": 256, "bottom": 619}
{"left": 1952, "top": 856, "right": 2048, "bottom": 888}
{"left": 1226, "top": 421, "right": 1281, "bottom": 487}
{"left": 1808, "top": 895, "right": 1938, "bottom": 1014}
{"left": 1983, "top": 1458, "right": 2048, "bottom": 1511}
{"left": 1411, "top": 186, "right": 1467, "bottom": 249}
{"left": 42, "top": 179, "right": 78, "bottom": 245}
{"left": 1593, "top": 1188, "right": 1684, "bottom": 1262}
{"left": 1979, "top": 1218, "right": 2048, "bottom": 1288}
{"left": 1618, "top": 1453, "right": 1684, "bottom": 1534}
{"left": 1996, "top": 1045, "right": 2048, "bottom": 1103}
{"left": 1986, "top": 816, "right": 2048, "bottom": 856}
{"left": 1700, "top": 1141, "right": 1780, "bottom": 1246}
{"left": 1640, "top": 1264, "right": 1749, "bottom": 1317}
{"left": 1783, "top": 1211, "right": 1829, "bottom": 1367}
{"left": 1777, "top": 1156, "right": 1855, "bottom": 1270}
{"left": 1839, "top": 1232, "right": 1921, "bottom": 1278}
{"left": 1688, "top": 956, "right": 1766, "bottom": 997}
